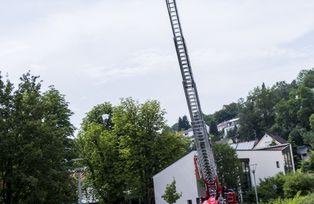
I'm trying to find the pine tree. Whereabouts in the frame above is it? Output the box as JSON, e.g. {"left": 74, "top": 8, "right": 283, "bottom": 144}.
{"left": 162, "top": 179, "right": 182, "bottom": 204}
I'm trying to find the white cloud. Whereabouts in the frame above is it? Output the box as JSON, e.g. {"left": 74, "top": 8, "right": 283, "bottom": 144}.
{"left": 0, "top": 0, "right": 313, "bottom": 128}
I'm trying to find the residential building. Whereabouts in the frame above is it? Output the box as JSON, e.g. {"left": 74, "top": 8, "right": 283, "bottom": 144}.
{"left": 230, "top": 133, "right": 295, "bottom": 188}
{"left": 153, "top": 133, "right": 295, "bottom": 204}
{"left": 153, "top": 151, "right": 199, "bottom": 204}
{"left": 217, "top": 118, "right": 239, "bottom": 138}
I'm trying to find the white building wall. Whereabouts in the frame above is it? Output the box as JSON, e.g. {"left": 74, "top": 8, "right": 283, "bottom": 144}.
{"left": 153, "top": 151, "right": 198, "bottom": 204}
{"left": 236, "top": 150, "right": 285, "bottom": 186}
{"left": 254, "top": 134, "right": 280, "bottom": 149}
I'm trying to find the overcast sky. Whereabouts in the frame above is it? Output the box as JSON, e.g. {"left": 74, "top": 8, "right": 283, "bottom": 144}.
{"left": 1, "top": 0, "right": 313, "bottom": 130}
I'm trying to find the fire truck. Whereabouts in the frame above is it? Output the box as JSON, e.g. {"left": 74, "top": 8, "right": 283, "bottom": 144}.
{"left": 165, "top": 1, "right": 238, "bottom": 203}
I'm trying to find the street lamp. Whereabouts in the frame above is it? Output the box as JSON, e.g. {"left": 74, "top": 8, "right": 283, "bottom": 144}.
{"left": 250, "top": 164, "right": 259, "bottom": 204}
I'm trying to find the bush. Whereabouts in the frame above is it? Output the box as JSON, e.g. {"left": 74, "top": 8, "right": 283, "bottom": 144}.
{"left": 269, "top": 193, "right": 314, "bottom": 204}
{"left": 300, "top": 151, "right": 314, "bottom": 173}
{"left": 256, "top": 173, "right": 285, "bottom": 202}
{"left": 283, "top": 173, "right": 314, "bottom": 198}
{"left": 244, "top": 173, "right": 314, "bottom": 203}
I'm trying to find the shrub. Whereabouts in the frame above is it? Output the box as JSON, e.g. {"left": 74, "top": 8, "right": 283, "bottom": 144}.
{"left": 269, "top": 193, "right": 314, "bottom": 204}
{"left": 283, "top": 173, "right": 314, "bottom": 198}
{"left": 256, "top": 173, "right": 285, "bottom": 202}
{"left": 300, "top": 151, "right": 314, "bottom": 173}
{"left": 162, "top": 179, "right": 182, "bottom": 204}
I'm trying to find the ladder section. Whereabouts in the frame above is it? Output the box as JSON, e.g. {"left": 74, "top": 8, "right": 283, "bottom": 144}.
{"left": 166, "top": 0, "right": 217, "bottom": 183}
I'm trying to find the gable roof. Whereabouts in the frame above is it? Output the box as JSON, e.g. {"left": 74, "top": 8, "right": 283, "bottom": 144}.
{"left": 267, "top": 133, "right": 287, "bottom": 144}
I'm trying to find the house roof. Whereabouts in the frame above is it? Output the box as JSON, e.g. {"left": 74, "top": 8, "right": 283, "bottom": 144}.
{"left": 253, "top": 133, "right": 288, "bottom": 149}
{"left": 267, "top": 133, "right": 287, "bottom": 144}
{"left": 253, "top": 144, "right": 289, "bottom": 151}
{"left": 230, "top": 140, "right": 257, "bottom": 150}
{"left": 297, "top": 145, "right": 310, "bottom": 155}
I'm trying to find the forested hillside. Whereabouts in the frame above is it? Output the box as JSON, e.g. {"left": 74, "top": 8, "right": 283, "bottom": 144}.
{"left": 173, "top": 69, "right": 314, "bottom": 147}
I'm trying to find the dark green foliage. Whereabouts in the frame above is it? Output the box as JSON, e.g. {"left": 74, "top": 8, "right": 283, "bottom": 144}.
{"left": 162, "top": 179, "right": 182, "bottom": 204}
{"left": 226, "top": 125, "right": 238, "bottom": 138}
{"left": 204, "top": 115, "right": 219, "bottom": 136}
{"left": 257, "top": 174, "right": 285, "bottom": 202}
{"left": 200, "top": 69, "right": 313, "bottom": 143}
{"left": 0, "top": 72, "right": 76, "bottom": 203}
{"left": 173, "top": 115, "right": 191, "bottom": 131}
{"left": 273, "top": 70, "right": 314, "bottom": 138}
{"left": 252, "top": 173, "right": 314, "bottom": 203}
{"left": 238, "top": 83, "right": 279, "bottom": 140}
{"left": 297, "top": 69, "right": 314, "bottom": 88}
{"left": 77, "top": 98, "right": 190, "bottom": 203}
{"left": 212, "top": 143, "right": 241, "bottom": 188}
{"left": 283, "top": 173, "right": 314, "bottom": 198}
{"left": 213, "top": 103, "right": 240, "bottom": 124}
{"left": 236, "top": 68, "right": 314, "bottom": 142}
{"left": 302, "top": 114, "right": 314, "bottom": 149}
{"left": 300, "top": 151, "right": 314, "bottom": 173}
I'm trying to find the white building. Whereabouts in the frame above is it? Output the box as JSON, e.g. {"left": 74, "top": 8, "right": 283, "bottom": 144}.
{"left": 153, "top": 133, "right": 295, "bottom": 204}
{"left": 217, "top": 118, "right": 239, "bottom": 138}
{"left": 230, "top": 133, "right": 295, "bottom": 187}
{"left": 153, "top": 151, "right": 199, "bottom": 204}
{"left": 183, "top": 125, "right": 210, "bottom": 139}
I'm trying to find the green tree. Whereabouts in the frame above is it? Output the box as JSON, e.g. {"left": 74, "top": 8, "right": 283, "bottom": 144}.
{"left": 77, "top": 102, "right": 125, "bottom": 203}
{"left": 214, "top": 102, "right": 240, "bottom": 124}
{"left": 273, "top": 69, "right": 314, "bottom": 139}
{"left": 204, "top": 115, "right": 219, "bottom": 136}
{"left": 303, "top": 114, "right": 314, "bottom": 148}
{"left": 238, "top": 83, "right": 278, "bottom": 140}
{"left": 162, "top": 179, "right": 182, "bottom": 204}
{"left": 212, "top": 143, "right": 241, "bottom": 188}
{"left": 0, "top": 73, "right": 76, "bottom": 203}
{"left": 77, "top": 98, "right": 190, "bottom": 203}
{"left": 301, "top": 151, "right": 314, "bottom": 173}
{"left": 173, "top": 115, "right": 191, "bottom": 131}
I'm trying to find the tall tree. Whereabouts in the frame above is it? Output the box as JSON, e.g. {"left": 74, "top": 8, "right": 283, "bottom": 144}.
{"left": 77, "top": 98, "right": 190, "bottom": 204}
{"left": 212, "top": 143, "right": 241, "bottom": 189}
{"left": 273, "top": 69, "right": 314, "bottom": 139}
{"left": 204, "top": 115, "right": 219, "bottom": 136}
{"left": 0, "top": 73, "right": 76, "bottom": 203}
{"left": 173, "top": 115, "right": 191, "bottom": 131}
{"left": 238, "top": 82, "right": 289, "bottom": 140}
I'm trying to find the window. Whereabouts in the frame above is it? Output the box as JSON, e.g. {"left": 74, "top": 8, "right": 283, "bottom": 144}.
{"left": 240, "top": 159, "right": 251, "bottom": 190}
{"left": 187, "top": 200, "right": 192, "bottom": 204}
{"left": 196, "top": 198, "right": 200, "bottom": 204}
{"left": 276, "top": 161, "right": 280, "bottom": 168}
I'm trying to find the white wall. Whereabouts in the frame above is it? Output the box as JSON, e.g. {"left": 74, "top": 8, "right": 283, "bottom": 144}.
{"left": 236, "top": 150, "right": 285, "bottom": 186}
{"left": 153, "top": 151, "right": 198, "bottom": 204}
{"left": 254, "top": 134, "right": 280, "bottom": 149}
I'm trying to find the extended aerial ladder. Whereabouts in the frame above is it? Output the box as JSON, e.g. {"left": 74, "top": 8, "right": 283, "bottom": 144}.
{"left": 165, "top": 1, "right": 237, "bottom": 203}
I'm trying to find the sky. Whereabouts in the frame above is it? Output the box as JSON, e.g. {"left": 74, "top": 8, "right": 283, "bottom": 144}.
{"left": 1, "top": 0, "right": 314, "bottom": 131}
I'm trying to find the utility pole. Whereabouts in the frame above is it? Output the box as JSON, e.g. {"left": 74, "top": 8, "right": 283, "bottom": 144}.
{"left": 70, "top": 158, "right": 84, "bottom": 204}
{"left": 250, "top": 164, "right": 259, "bottom": 204}
{"left": 78, "top": 170, "right": 82, "bottom": 204}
